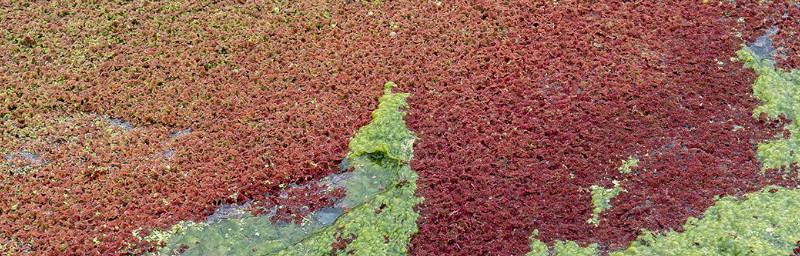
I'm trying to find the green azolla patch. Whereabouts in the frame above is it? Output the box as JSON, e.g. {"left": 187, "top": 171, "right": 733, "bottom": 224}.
{"left": 147, "top": 82, "right": 421, "bottom": 255}
{"left": 526, "top": 230, "right": 598, "bottom": 256}
{"left": 588, "top": 180, "right": 624, "bottom": 226}
{"left": 618, "top": 156, "right": 638, "bottom": 174}
{"left": 526, "top": 230, "right": 549, "bottom": 256}
{"left": 552, "top": 241, "right": 599, "bottom": 256}
{"left": 347, "top": 82, "right": 415, "bottom": 163}
{"left": 611, "top": 186, "right": 800, "bottom": 256}
{"left": 737, "top": 47, "right": 800, "bottom": 172}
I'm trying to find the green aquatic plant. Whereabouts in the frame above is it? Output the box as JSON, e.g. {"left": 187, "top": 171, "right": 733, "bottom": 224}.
{"left": 525, "top": 230, "right": 549, "bottom": 256}
{"left": 347, "top": 81, "right": 415, "bottom": 163}
{"left": 618, "top": 156, "right": 638, "bottom": 174}
{"left": 526, "top": 230, "right": 598, "bottom": 256}
{"left": 588, "top": 180, "right": 624, "bottom": 226}
{"left": 611, "top": 186, "right": 800, "bottom": 256}
{"left": 552, "top": 241, "right": 599, "bottom": 256}
{"left": 737, "top": 47, "right": 800, "bottom": 172}
{"left": 145, "top": 82, "right": 421, "bottom": 255}
{"left": 279, "top": 158, "right": 420, "bottom": 255}
{"left": 525, "top": 230, "right": 598, "bottom": 256}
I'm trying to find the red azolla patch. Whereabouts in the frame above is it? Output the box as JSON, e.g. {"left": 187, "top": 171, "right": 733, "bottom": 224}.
{"left": 1, "top": 0, "right": 382, "bottom": 253}
{"left": 771, "top": 6, "right": 800, "bottom": 68}
{"left": 403, "top": 1, "right": 799, "bottom": 255}
{"left": 0, "top": 111, "right": 179, "bottom": 254}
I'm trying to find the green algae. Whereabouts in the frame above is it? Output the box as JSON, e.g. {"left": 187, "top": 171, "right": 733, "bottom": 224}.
{"left": 526, "top": 230, "right": 598, "bottom": 256}
{"left": 138, "top": 213, "right": 335, "bottom": 255}
{"left": 145, "top": 82, "right": 420, "bottom": 255}
{"left": 525, "top": 230, "right": 549, "bottom": 256}
{"left": 347, "top": 81, "right": 415, "bottom": 163}
{"left": 736, "top": 47, "right": 800, "bottom": 172}
{"left": 618, "top": 156, "right": 638, "bottom": 174}
{"left": 587, "top": 180, "right": 624, "bottom": 226}
{"left": 552, "top": 241, "right": 599, "bottom": 256}
{"left": 293, "top": 81, "right": 420, "bottom": 255}
{"left": 611, "top": 186, "right": 800, "bottom": 256}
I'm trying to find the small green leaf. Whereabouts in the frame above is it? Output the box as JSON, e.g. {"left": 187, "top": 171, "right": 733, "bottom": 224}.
{"left": 588, "top": 180, "right": 624, "bottom": 226}
{"left": 618, "top": 156, "right": 638, "bottom": 174}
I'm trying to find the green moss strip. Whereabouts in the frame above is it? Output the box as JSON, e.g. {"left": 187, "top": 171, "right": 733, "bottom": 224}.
{"left": 618, "top": 156, "right": 638, "bottom": 174}
{"left": 347, "top": 82, "right": 415, "bottom": 163}
{"left": 280, "top": 82, "right": 420, "bottom": 255}
{"left": 588, "top": 180, "right": 624, "bottom": 226}
{"left": 737, "top": 47, "right": 800, "bottom": 172}
{"left": 144, "top": 82, "right": 421, "bottom": 255}
{"left": 526, "top": 230, "right": 598, "bottom": 256}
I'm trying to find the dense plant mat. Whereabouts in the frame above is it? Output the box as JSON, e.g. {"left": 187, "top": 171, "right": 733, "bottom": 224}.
{"left": 403, "top": 1, "right": 800, "bottom": 255}
{"left": 1, "top": 0, "right": 392, "bottom": 254}
{"left": 2, "top": 0, "right": 800, "bottom": 255}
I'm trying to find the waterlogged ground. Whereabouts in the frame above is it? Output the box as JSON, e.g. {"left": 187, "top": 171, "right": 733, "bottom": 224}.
{"left": 2, "top": 1, "right": 800, "bottom": 255}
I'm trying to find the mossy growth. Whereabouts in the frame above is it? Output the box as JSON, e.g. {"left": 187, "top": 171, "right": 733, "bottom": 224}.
{"left": 587, "top": 180, "right": 624, "bottom": 226}
{"left": 145, "top": 82, "right": 421, "bottom": 255}
{"left": 347, "top": 81, "right": 415, "bottom": 163}
{"left": 611, "top": 186, "right": 800, "bottom": 256}
{"left": 138, "top": 211, "right": 332, "bottom": 255}
{"left": 552, "top": 241, "right": 599, "bottom": 256}
{"left": 617, "top": 156, "right": 638, "bottom": 174}
{"left": 736, "top": 47, "right": 800, "bottom": 172}
{"left": 526, "top": 230, "right": 598, "bottom": 256}
{"left": 526, "top": 230, "right": 549, "bottom": 256}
